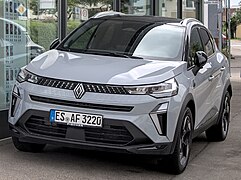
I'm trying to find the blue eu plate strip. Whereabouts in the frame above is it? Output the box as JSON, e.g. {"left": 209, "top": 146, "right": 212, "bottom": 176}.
{"left": 49, "top": 109, "right": 56, "bottom": 123}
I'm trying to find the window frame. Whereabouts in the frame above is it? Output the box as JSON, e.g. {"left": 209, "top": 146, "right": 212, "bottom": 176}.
{"left": 187, "top": 26, "right": 204, "bottom": 68}
{"left": 198, "top": 27, "right": 215, "bottom": 57}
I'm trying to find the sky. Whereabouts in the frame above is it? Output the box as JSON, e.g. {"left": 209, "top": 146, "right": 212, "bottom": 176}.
{"left": 231, "top": 0, "right": 240, "bottom": 6}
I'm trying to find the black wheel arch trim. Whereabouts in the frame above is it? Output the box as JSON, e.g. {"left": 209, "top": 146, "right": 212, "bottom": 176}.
{"left": 170, "top": 93, "right": 195, "bottom": 154}
{"left": 170, "top": 80, "right": 232, "bottom": 154}
{"left": 216, "top": 80, "right": 232, "bottom": 125}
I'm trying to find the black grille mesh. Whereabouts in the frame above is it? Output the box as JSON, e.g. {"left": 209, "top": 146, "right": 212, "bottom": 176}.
{"left": 37, "top": 77, "right": 129, "bottom": 94}
{"left": 25, "top": 115, "right": 134, "bottom": 146}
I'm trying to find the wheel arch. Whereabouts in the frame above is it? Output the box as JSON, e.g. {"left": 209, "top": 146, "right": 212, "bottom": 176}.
{"left": 186, "top": 100, "right": 196, "bottom": 129}
{"left": 170, "top": 93, "right": 195, "bottom": 154}
{"left": 216, "top": 80, "right": 232, "bottom": 125}
{"left": 227, "top": 84, "right": 232, "bottom": 98}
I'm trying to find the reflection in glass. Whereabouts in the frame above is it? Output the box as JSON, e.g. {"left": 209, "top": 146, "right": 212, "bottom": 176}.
{"left": 183, "top": 0, "right": 196, "bottom": 18}
{"left": 67, "top": 0, "right": 113, "bottom": 34}
{"left": 0, "top": 0, "right": 57, "bottom": 110}
{"left": 158, "top": 0, "right": 177, "bottom": 18}
{"left": 121, "top": 0, "right": 151, "bottom": 15}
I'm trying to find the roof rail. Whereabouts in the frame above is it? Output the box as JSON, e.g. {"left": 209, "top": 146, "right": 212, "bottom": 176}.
{"left": 91, "top": 11, "right": 125, "bottom": 19}
{"left": 181, "top": 18, "right": 202, "bottom": 25}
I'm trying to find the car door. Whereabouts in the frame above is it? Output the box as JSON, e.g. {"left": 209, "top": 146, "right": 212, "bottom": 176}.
{"left": 198, "top": 27, "right": 225, "bottom": 116}
{"left": 188, "top": 26, "right": 215, "bottom": 128}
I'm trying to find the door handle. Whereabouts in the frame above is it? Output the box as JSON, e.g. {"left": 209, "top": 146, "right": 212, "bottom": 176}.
{"left": 220, "top": 67, "right": 225, "bottom": 71}
{"left": 209, "top": 75, "right": 214, "bottom": 81}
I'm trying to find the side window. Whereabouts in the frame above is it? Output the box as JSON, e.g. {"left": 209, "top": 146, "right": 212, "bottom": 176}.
{"left": 189, "top": 28, "right": 204, "bottom": 67}
{"left": 199, "top": 28, "right": 214, "bottom": 56}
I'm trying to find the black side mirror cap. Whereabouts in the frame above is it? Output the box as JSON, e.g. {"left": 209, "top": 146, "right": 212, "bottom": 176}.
{"left": 49, "top": 38, "right": 60, "bottom": 50}
{"left": 195, "top": 51, "right": 208, "bottom": 68}
{"left": 192, "top": 51, "right": 208, "bottom": 76}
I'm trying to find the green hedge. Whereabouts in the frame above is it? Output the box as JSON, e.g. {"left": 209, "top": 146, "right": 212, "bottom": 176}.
{"left": 67, "top": 20, "right": 81, "bottom": 34}
{"left": 29, "top": 20, "right": 58, "bottom": 50}
{"left": 23, "top": 20, "right": 80, "bottom": 50}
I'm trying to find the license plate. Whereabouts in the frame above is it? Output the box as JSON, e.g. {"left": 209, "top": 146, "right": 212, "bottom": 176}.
{"left": 49, "top": 110, "right": 103, "bottom": 127}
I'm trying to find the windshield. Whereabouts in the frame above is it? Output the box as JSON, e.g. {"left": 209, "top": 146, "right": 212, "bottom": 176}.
{"left": 133, "top": 25, "right": 185, "bottom": 59}
{"left": 59, "top": 18, "right": 185, "bottom": 60}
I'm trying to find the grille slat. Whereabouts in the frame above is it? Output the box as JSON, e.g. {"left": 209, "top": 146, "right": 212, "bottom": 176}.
{"left": 85, "top": 136, "right": 131, "bottom": 144}
{"left": 30, "top": 95, "right": 133, "bottom": 112}
{"left": 34, "top": 76, "right": 128, "bottom": 95}
{"left": 25, "top": 116, "right": 134, "bottom": 146}
{"left": 28, "top": 127, "right": 66, "bottom": 138}
{"left": 85, "top": 131, "right": 133, "bottom": 140}
{"left": 85, "top": 128, "right": 131, "bottom": 136}
{"left": 27, "top": 122, "right": 67, "bottom": 132}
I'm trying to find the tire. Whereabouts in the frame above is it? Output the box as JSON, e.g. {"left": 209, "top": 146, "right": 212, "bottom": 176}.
{"left": 12, "top": 136, "right": 46, "bottom": 153}
{"left": 206, "top": 92, "right": 231, "bottom": 142}
{"left": 164, "top": 107, "right": 193, "bottom": 175}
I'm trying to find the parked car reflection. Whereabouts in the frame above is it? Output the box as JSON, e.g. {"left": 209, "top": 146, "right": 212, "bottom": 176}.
{"left": 0, "top": 17, "right": 45, "bottom": 60}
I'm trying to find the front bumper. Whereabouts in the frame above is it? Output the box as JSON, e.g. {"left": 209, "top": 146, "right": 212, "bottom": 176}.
{"left": 9, "top": 109, "right": 173, "bottom": 155}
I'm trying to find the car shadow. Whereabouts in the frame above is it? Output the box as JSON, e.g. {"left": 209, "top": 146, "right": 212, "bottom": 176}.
{"left": 37, "top": 133, "right": 209, "bottom": 175}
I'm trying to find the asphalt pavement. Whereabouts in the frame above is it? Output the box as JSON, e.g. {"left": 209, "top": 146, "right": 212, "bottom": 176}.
{"left": 0, "top": 41, "right": 241, "bottom": 180}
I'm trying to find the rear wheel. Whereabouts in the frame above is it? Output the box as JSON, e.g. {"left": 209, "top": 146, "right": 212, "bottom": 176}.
{"left": 206, "top": 92, "right": 231, "bottom": 141}
{"left": 12, "top": 137, "right": 46, "bottom": 153}
{"left": 164, "top": 107, "right": 193, "bottom": 174}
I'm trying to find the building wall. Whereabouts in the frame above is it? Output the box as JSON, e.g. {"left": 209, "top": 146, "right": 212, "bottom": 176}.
{"left": 236, "top": 24, "right": 241, "bottom": 39}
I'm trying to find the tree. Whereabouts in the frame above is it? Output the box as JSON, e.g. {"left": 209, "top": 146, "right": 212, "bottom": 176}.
{"left": 67, "top": 0, "right": 113, "bottom": 19}
{"left": 29, "top": 0, "right": 38, "bottom": 15}
{"left": 230, "top": 8, "right": 241, "bottom": 38}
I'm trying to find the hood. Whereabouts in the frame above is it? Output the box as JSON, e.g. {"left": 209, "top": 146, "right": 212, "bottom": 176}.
{"left": 27, "top": 50, "right": 186, "bottom": 85}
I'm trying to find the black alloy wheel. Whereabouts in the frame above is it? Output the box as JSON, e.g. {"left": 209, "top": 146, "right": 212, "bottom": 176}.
{"left": 206, "top": 92, "right": 231, "bottom": 141}
{"left": 221, "top": 94, "right": 230, "bottom": 138}
{"left": 179, "top": 113, "right": 192, "bottom": 167}
{"left": 165, "top": 107, "right": 193, "bottom": 175}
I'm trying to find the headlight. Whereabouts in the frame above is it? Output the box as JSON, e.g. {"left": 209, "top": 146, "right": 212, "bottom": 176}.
{"left": 125, "top": 78, "right": 178, "bottom": 98}
{"left": 16, "top": 68, "right": 40, "bottom": 83}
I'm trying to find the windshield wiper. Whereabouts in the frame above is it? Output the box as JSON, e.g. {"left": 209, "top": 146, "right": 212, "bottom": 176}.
{"left": 106, "top": 52, "right": 143, "bottom": 59}
{"left": 84, "top": 49, "right": 143, "bottom": 59}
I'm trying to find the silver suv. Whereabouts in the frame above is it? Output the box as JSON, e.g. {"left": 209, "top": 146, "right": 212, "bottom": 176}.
{"left": 9, "top": 14, "right": 232, "bottom": 174}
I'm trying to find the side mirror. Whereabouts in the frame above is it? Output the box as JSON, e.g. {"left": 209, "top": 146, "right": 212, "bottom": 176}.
{"left": 49, "top": 38, "right": 60, "bottom": 50}
{"left": 192, "top": 51, "right": 208, "bottom": 76}
{"left": 195, "top": 51, "right": 208, "bottom": 68}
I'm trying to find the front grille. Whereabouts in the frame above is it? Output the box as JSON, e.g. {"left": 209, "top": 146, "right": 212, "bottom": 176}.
{"left": 37, "top": 77, "right": 129, "bottom": 94}
{"left": 30, "top": 95, "right": 133, "bottom": 112}
{"left": 24, "top": 115, "right": 134, "bottom": 145}
{"left": 38, "top": 78, "right": 77, "bottom": 90}
{"left": 25, "top": 115, "right": 67, "bottom": 138}
{"left": 85, "top": 126, "right": 133, "bottom": 145}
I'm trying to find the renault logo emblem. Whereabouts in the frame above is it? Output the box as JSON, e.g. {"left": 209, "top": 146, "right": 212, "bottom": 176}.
{"left": 73, "top": 83, "right": 85, "bottom": 99}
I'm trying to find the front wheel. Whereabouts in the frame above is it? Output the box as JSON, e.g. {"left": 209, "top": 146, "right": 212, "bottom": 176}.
{"left": 164, "top": 107, "right": 193, "bottom": 174}
{"left": 206, "top": 92, "right": 231, "bottom": 141}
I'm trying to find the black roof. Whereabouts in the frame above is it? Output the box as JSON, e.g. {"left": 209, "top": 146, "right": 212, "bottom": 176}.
{"left": 99, "top": 15, "right": 182, "bottom": 24}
